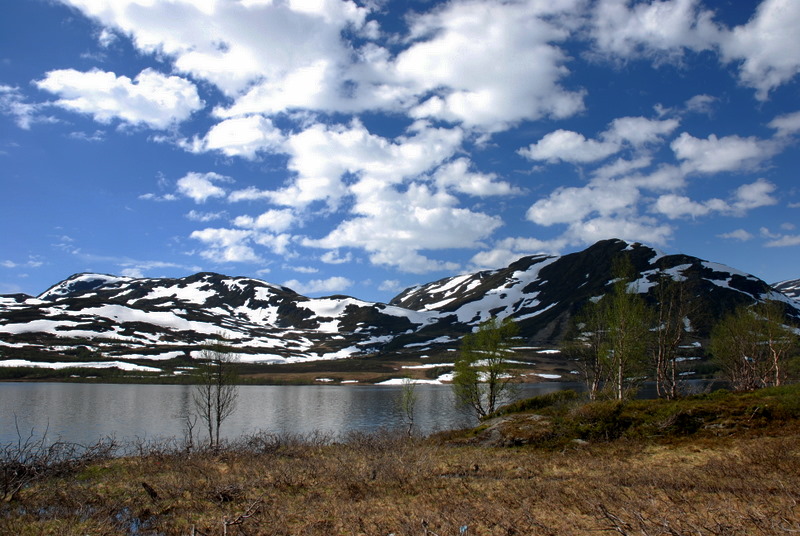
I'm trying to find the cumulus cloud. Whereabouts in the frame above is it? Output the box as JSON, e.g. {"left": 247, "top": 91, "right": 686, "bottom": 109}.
{"left": 36, "top": 68, "right": 202, "bottom": 129}
{"left": 653, "top": 194, "right": 726, "bottom": 219}
{"left": 233, "top": 209, "right": 295, "bottom": 232}
{"left": 432, "top": 158, "right": 520, "bottom": 196}
{"left": 769, "top": 111, "right": 800, "bottom": 136}
{"left": 718, "top": 0, "right": 800, "bottom": 100}
{"left": 189, "top": 228, "right": 262, "bottom": 263}
{"left": 671, "top": 132, "right": 776, "bottom": 174}
{"left": 564, "top": 216, "right": 673, "bottom": 247}
{"left": 590, "top": 0, "right": 718, "bottom": 60}
{"left": 590, "top": 0, "right": 800, "bottom": 100}
{"left": 469, "top": 236, "right": 561, "bottom": 270}
{"left": 395, "top": 0, "right": 586, "bottom": 130}
{"left": 177, "top": 172, "right": 232, "bottom": 203}
{"left": 282, "top": 276, "right": 353, "bottom": 295}
{"left": 765, "top": 235, "right": 800, "bottom": 247}
{"left": 519, "top": 117, "right": 678, "bottom": 164}
{"left": 653, "top": 179, "right": 777, "bottom": 219}
{"left": 519, "top": 129, "right": 620, "bottom": 164}
{"left": 183, "top": 115, "right": 284, "bottom": 159}
{"left": 526, "top": 181, "right": 640, "bottom": 225}
{"left": 305, "top": 182, "right": 500, "bottom": 273}
{"left": 719, "top": 229, "right": 754, "bottom": 241}
{"left": 731, "top": 178, "right": 778, "bottom": 212}
{"left": 59, "top": 0, "right": 369, "bottom": 108}
{"left": 269, "top": 120, "right": 463, "bottom": 209}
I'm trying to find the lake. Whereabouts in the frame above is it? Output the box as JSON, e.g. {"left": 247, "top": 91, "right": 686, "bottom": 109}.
{"left": 0, "top": 382, "right": 580, "bottom": 446}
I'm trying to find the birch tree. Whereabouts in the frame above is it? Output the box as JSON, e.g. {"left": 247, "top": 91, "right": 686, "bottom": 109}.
{"left": 193, "top": 345, "right": 239, "bottom": 449}
{"left": 452, "top": 317, "right": 519, "bottom": 418}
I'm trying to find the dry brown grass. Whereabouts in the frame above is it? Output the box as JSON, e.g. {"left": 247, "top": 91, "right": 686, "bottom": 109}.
{"left": 3, "top": 427, "right": 799, "bottom": 536}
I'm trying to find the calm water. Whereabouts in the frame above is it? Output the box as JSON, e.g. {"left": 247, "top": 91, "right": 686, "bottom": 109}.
{"left": 0, "top": 382, "right": 579, "bottom": 446}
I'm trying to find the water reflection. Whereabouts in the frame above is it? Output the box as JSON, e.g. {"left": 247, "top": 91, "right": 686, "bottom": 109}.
{"left": 0, "top": 382, "right": 579, "bottom": 445}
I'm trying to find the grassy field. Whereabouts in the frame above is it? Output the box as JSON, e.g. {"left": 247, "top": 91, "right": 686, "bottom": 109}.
{"left": 3, "top": 386, "right": 799, "bottom": 535}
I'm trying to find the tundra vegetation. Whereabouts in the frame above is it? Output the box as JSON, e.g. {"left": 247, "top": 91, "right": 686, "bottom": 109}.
{"left": 2, "top": 385, "right": 800, "bottom": 535}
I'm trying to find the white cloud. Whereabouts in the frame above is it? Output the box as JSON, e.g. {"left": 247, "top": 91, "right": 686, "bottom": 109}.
{"left": 469, "top": 236, "right": 562, "bottom": 270}
{"left": 270, "top": 120, "right": 463, "bottom": 209}
{"left": 286, "top": 265, "right": 319, "bottom": 274}
{"left": 769, "top": 110, "right": 800, "bottom": 136}
{"left": 0, "top": 85, "right": 57, "bottom": 129}
{"left": 186, "top": 210, "right": 227, "bottom": 222}
{"left": 604, "top": 116, "right": 679, "bottom": 146}
{"left": 395, "top": 0, "right": 586, "bottom": 130}
{"left": 177, "top": 172, "right": 232, "bottom": 203}
{"left": 731, "top": 178, "right": 778, "bottom": 212}
{"left": 671, "top": 132, "right": 776, "bottom": 174}
{"left": 378, "top": 279, "right": 402, "bottom": 293}
{"left": 432, "top": 158, "right": 520, "bottom": 196}
{"left": 590, "top": 0, "right": 718, "bottom": 60}
{"left": 719, "top": 229, "right": 754, "bottom": 242}
{"left": 519, "top": 129, "right": 620, "bottom": 164}
{"left": 139, "top": 192, "right": 178, "bottom": 202}
{"left": 282, "top": 276, "right": 353, "bottom": 295}
{"left": 233, "top": 209, "right": 295, "bottom": 232}
{"left": 765, "top": 235, "right": 800, "bottom": 247}
{"left": 519, "top": 117, "right": 678, "bottom": 164}
{"left": 183, "top": 115, "right": 284, "bottom": 159}
{"left": 36, "top": 68, "right": 202, "bottom": 129}
{"left": 253, "top": 232, "right": 294, "bottom": 256}
{"left": 526, "top": 180, "right": 639, "bottom": 225}
{"left": 60, "top": 0, "right": 369, "bottom": 106}
{"left": 718, "top": 0, "right": 800, "bottom": 100}
{"left": 590, "top": 0, "right": 800, "bottom": 100}
{"left": 320, "top": 250, "right": 352, "bottom": 265}
{"left": 564, "top": 216, "right": 673, "bottom": 247}
{"left": 652, "top": 194, "right": 727, "bottom": 219}
{"left": 305, "top": 182, "right": 500, "bottom": 273}
{"left": 653, "top": 179, "right": 777, "bottom": 219}
{"left": 1, "top": 258, "right": 44, "bottom": 269}
{"left": 190, "top": 228, "right": 262, "bottom": 263}
{"left": 684, "top": 94, "right": 716, "bottom": 115}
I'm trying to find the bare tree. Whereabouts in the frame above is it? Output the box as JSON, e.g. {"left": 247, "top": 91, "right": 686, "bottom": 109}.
{"left": 193, "top": 344, "right": 239, "bottom": 449}
{"left": 452, "top": 316, "right": 519, "bottom": 418}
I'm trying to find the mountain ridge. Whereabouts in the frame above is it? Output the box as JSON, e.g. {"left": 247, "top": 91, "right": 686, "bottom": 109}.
{"left": 1, "top": 239, "right": 797, "bottom": 379}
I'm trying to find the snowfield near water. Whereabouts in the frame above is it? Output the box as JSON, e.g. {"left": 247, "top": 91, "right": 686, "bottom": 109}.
{"left": 378, "top": 372, "right": 454, "bottom": 385}
{"left": 0, "top": 359, "right": 161, "bottom": 372}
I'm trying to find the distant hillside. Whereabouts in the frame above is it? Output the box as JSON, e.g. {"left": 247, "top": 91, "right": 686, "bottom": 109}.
{"left": 1, "top": 239, "right": 797, "bottom": 377}
{"left": 775, "top": 278, "right": 800, "bottom": 302}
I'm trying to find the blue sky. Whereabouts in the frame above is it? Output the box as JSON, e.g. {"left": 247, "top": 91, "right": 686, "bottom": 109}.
{"left": 1, "top": 0, "right": 799, "bottom": 303}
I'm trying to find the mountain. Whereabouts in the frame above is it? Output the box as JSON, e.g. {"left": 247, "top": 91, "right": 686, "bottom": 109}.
{"left": 774, "top": 279, "right": 800, "bottom": 302}
{"left": 1, "top": 239, "right": 797, "bottom": 376}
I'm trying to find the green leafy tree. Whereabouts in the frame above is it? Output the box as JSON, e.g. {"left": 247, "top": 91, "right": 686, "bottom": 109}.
{"left": 651, "top": 275, "right": 698, "bottom": 399}
{"left": 711, "top": 300, "right": 797, "bottom": 391}
{"left": 399, "top": 377, "right": 418, "bottom": 437}
{"left": 193, "top": 344, "right": 239, "bottom": 449}
{"left": 563, "top": 298, "right": 609, "bottom": 400}
{"left": 565, "top": 258, "right": 651, "bottom": 400}
{"left": 604, "top": 259, "right": 652, "bottom": 400}
{"left": 452, "top": 316, "right": 519, "bottom": 418}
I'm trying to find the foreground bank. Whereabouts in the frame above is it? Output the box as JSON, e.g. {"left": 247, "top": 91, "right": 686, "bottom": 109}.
{"left": 3, "top": 385, "right": 799, "bottom": 535}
